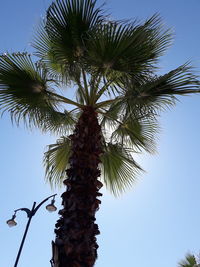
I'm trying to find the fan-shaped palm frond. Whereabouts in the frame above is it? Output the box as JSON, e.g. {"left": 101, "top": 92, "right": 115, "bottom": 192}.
{"left": 41, "top": 109, "right": 77, "bottom": 134}
{"left": 44, "top": 136, "right": 71, "bottom": 185}
{"left": 86, "top": 14, "right": 172, "bottom": 79}
{"left": 33, "top": 0, "right": 105, "bottom": 69}
{"left": 98, "top": 102, "right": 159, "bottom": 154}
{"left": 0, "top": 53, "right": 79, "bottom": 133}
{"left": 33, "top": 23, "right": 68, "bottom": 84}
{"left": 100, "top": 142, "right": 143, "bottom": 195}
{"left": 33, "top": 19, "right": 83, "bottom": 85}
{"left": 178, "top": 253, "right": 197, "bottom": 267}
{"left": 96, "top": 63, "right": 199, "bottom": 116}
{"left": 111, "top": 115, "right": 158, "bottom": 153}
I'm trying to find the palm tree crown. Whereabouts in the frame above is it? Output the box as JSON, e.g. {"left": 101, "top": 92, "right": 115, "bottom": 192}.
{"left": 0, "top": 0, "right": 198, "bottom": 195}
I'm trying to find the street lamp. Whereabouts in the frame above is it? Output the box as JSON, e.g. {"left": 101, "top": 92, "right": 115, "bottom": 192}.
{"left": 6, "top": 194, "right": 57, "bottom": 267}
{"left": 46, "top": 197, "right": 57, "bottom": 212}
{"left": 6, "top": 212, "right": 17, "bottom": 227}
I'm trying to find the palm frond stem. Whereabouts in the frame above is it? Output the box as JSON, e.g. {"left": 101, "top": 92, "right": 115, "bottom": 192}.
{"left": 98, "top": 108, "right": 122, "bottom": 125}
{"left": 90, "top": 72, "right": 102, "bottom": 104}
{"left": 48, "top": 91, "right": 83, "bottom": 108}
{"left": 95, "top": 97, "right": 122, "bottom": 108}
{"left": 74, "top": 76, "right": 88, "bottom": 104}
{"left": 81, "top": 69, "right": 90, "bottom": 104}
{"left": 95, "top": 78, "right": 117, "bottom": 102}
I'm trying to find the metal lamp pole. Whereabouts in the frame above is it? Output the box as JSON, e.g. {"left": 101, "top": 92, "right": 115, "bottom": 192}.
{"left": 7, "top": 194, "right": 57, "bottom": 267}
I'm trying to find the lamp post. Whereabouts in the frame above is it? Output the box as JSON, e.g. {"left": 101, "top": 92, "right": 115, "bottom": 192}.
{"left": 6, "top": 194, "right": 57, "bottom": 267}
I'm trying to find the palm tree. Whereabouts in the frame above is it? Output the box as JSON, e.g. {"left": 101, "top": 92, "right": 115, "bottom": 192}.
{"left": 178, "top": 253, "right": 199, "bottom": 267}
{"left": 0, "top": 0, "right": 199, "bottom": 266}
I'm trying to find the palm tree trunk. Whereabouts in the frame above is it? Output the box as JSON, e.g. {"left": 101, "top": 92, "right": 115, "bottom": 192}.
{"left": 52, "top": 106, "right": 103, "bottom": 267}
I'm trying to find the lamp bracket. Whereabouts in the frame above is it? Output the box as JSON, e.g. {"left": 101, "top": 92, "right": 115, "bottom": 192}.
{"left": 14, "top": 208, "right": 32, "bottom": 218}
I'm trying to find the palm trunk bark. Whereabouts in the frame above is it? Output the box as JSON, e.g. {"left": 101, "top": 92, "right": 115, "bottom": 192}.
{"left": 52, "top": 106, "right": 103, "bottom": 267}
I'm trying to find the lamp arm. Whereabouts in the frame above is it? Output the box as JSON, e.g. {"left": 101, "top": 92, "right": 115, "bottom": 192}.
{"left": 14, "top": 208, "right": 32, "bottom": 218}
{"left": 33, "top": 194, "right": 57, "bottom": 215}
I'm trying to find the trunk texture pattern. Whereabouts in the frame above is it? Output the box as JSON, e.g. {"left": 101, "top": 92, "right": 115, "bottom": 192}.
{"left": 53, "top": 107, "right": 103, "bottom": 267}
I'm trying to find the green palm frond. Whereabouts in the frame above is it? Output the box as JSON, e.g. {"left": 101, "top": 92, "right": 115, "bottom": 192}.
{"left": 0, "top": 53, "right": 77, "bottom": 132}
{"left": 136, "top": 63, "right": 198, "bottom": 97}
{"left": 104, "top": 63, "right": 199, "bottom": 121}
{"left": 33, "top": 0, "right": 105, "bottom": 66}
{"left": 44, "top": 136, "right": 71, "bottom": 185}
{"left": 33, "top": 22, "right": 68, "bottom": 84}
{"left": 178, "top": 254, "right": 197, "bottom": 267}
{"left": 0, "top": 53, "right": 52, "bottom": 124}
{"left": 86, "top": 14, "right": 172, "bottom": 78}
{"left": 111, "top": 115, "right": 158, "bottom": 153}
{"left": 98, "top": 96, "right": 159, "bottom": 154}
{"left": 33, "top": 20, "right": 82, "bottom": 85}
{"left": 41, "top": 110, "right": 77, "bottom": 134}
{"left": 98, "top": 96, "right": 123, "bottom": 128}
{"left": 100, "top": 142, "right": 143, "bottom": 196}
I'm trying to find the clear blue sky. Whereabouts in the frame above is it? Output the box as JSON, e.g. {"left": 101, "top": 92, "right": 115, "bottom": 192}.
{"left": 1, "top": 0, "right": 200, "bottom": 266}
